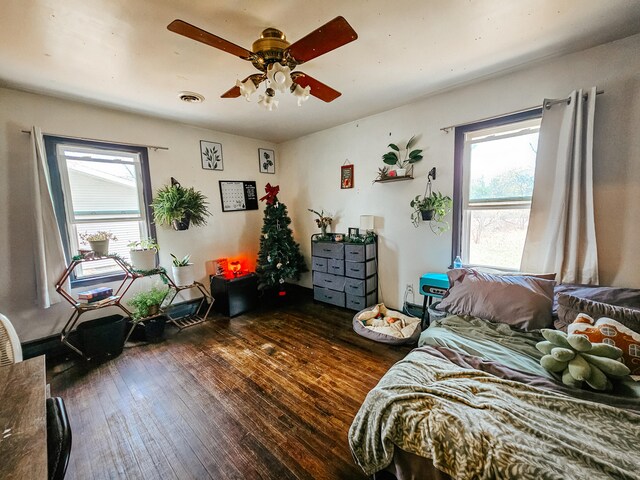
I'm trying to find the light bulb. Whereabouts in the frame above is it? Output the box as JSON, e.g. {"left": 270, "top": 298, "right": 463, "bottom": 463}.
{"left": 237, "top": 78, "right": 257, "bottom": 101}
{"left": 266, "top": 63, "right": 292, "bottom": 93}
{"left": 292, "top": 83, "right": 311, "bottom": 106}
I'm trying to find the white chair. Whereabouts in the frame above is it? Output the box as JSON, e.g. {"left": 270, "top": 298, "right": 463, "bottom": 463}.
{"left": 0, "top": 313, "right": 22, "bottom": 366}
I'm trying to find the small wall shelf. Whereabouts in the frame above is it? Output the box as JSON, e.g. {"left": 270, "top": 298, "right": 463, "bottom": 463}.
{"left": 373, "top": 176, "right": 414, "bottom": 184}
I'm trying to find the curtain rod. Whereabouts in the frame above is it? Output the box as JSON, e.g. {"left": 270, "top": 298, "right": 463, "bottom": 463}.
{"left": 20, "top": 129, "right": 169, "bottom": 151}
{"left": 440, "top": 90, "right": 604, "bottom": 133}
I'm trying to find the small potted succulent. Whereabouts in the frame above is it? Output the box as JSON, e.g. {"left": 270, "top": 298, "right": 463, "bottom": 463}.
{"left": 150, "top": 178, "right": 211, "bottom": 231}
{"left": 79, "top": 231, "right": 117, "bottom": 256}
{"left": 410, "top": 191, "right": 453, "bottom": 231}
{"left": 128, "top": 238, "right": 159, "bottom": 271}
{"left": 171, "top": 253, "right": 194, "bottom": 286}
{"left": 382, "top": 135, "right": 424, "bottom": 177}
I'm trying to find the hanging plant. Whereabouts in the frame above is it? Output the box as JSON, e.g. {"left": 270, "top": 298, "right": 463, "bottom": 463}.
{"left": 410, "top": 171, "right": 452, "bottom": 233}
{"left": 150, "top": 178, "right": 211, "bottom": 231}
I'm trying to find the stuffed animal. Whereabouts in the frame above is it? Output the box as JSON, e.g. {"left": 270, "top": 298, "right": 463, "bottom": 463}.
{"left": 537, "top": 329, "right": 630, "bottom": 391}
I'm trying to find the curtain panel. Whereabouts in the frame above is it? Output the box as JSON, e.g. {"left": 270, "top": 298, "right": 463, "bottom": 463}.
{"left": 31, "top": 126, "right": 67, "bottom": 308}
{"left": 520, "top": 87, "right": 598, "bottom": 284}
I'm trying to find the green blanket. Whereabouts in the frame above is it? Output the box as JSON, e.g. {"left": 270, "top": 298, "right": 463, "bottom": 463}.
{"left": 349, "top": 316, "right": 640, "bottom": 479}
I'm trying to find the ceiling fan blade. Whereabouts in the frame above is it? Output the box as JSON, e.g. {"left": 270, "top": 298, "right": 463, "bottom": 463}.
{"left": 286, "top": 16, "right": 358, "bottom": 64}
{"left": 221, "top": 74, "right": 265, "bottom": 98}
{"left": 168, "top": 19, "right": 253, "bottom": 60}
{"left": 221, "top": 85, "right": 241, "bottom": 98}
{"left": 293, "top": 72, "right": 341, "bottom": 103}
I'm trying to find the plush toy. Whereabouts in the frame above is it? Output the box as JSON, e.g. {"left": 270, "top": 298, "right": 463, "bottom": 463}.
{"left": 537, "top": 329, "right": 630, "bottom": 391}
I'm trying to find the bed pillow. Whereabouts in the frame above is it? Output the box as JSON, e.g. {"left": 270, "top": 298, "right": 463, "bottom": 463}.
{"left": 438, "top": 268, "right": 555, "bottom": 331}
{"left": 556, "top": 293, "right": 640, "bottom": 333}
{"left": 568, "top": 314, "right": 640, "bottom": 379}
{"left": 553, "top": 284, "right": 640, "bottom": 317}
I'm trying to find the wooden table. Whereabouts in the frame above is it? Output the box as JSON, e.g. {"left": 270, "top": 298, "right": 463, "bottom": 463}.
{"left": 0, "top": 356, "right": 48, "bottom": 479}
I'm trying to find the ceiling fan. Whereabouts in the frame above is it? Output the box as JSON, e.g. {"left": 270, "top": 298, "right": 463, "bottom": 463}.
{"left": 167, "top": 16, "right": 358, "bottom": 109}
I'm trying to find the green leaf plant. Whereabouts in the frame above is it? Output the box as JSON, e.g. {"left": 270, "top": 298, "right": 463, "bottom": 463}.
{"left": 410, "top": 191, "right": 453, "bottom": 233}
{"left": 382, "top": 135, "right": 424, "bottom": 169}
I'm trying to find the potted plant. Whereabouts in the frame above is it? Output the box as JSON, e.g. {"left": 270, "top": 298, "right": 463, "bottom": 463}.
{"left": 410, "top": 191, "right": 453, "bottom": 231}
{"left": 128, "top": 238, "right": 159, "bottom": 271}
{"left": 150, "top": 179, "right": 211, "bottom": 231}
{"left": 127, "top": 286, "right": 169, "bottom": 342}
{"left": 79, "top": 231, "right": 117, "bottom": 256}
{"left": 382, "top": 135, "right": 424, "bottom": 176}
{"left": 127, "top": 286, "right": 169, "bottom": 319}
{"left": 308, "top": 209, "right": 332, "bottom": 237}
{"left": 171, "top": 253, "right": 194, "bottom": 286}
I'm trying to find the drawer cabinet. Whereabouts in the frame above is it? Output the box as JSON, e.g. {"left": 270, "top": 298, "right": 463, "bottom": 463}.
{"left": 311, "top": 234, "right": 377, "bottom": 311}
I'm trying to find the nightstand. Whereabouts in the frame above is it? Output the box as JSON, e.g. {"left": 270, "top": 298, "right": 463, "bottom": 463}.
{"left": 419, "top": 272, "right": 450, "bottom": 326}
{"left": 210, "top": 273, "right": 259, "bottom": 317}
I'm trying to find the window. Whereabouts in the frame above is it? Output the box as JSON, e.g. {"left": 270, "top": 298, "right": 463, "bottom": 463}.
{"left": 44, "top": 136, "right": 154, "bottom": 286}
{"left": 452, "top": 109, "right": 542, "bottom": 271}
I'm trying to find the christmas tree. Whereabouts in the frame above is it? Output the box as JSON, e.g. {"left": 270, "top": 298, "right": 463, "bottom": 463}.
{"left": 256, "top": 184, "right": 307, "bottom": 291}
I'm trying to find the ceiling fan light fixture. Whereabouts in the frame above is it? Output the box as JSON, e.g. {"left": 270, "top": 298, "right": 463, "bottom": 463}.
{"left": 237, "top": 77, "right": 257, "bottom": 101}
{"left": 292, "top": 83, "right": 311, "bottom": 106}
{"left": 267, "top": 63, "right": 292, "bottom": 93}
{"left": 258, "top": 88, "right": 279, "bottom": 111}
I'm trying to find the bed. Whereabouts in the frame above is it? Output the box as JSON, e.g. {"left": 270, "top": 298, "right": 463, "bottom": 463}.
{"left": 348, "top": 270, "right": 640, "bottom": 480}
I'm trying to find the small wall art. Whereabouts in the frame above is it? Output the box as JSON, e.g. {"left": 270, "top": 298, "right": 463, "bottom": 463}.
{"left": 201, "top": 141, "right": 223, "bottom": 171}
{"left": 258, "top": 148, "right": 275, "bottom": 174}
{"left": 341, "top": 163, "right": 354, "bottom": 189}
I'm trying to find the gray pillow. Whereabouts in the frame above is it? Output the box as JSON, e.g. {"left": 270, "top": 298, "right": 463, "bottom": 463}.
{"left": 553, "top": 283, "right": 640, "bottom": 316}
{"left": 438, "top": 269, "right": 555, "bottom": 331}
{"left": 555, "top": 293, "right": 640, "bottom": 333}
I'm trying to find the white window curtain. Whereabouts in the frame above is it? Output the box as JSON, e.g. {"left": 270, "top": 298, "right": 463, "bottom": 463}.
{"left": 31, "top": 126, "right": 67, "bottom": 308}
{"left": 520, "top": 87, "right": 598, "bottom": 284}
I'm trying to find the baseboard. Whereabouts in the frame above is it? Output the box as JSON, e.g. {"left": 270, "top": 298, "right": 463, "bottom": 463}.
{"left": 22, "top": 334, "right": 68, "bottom": 360}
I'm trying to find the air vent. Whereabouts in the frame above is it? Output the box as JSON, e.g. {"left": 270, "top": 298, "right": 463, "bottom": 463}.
{"left": 179, "top": 91, "right": 204, "bottom": 103}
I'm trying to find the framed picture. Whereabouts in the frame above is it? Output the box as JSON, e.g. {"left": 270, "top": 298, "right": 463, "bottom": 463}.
{"left": 259, "top": 148, "right": 275, "bottom": 174}
{"left": 201, "top": 141, "right": 223, "bottom": 171}
{"left": 341, "top": 164, "right": 354, "bottom": 189}
{"left": 348, "top": 227, "right": 360, "bottom": 239}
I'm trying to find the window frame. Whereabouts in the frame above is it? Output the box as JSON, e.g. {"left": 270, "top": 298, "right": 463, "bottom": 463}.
{"left": 44, "top": 136, "right": 156, "bottom": 288}
{"left": 451, "top": 108, "right": 543, "bottom": 270}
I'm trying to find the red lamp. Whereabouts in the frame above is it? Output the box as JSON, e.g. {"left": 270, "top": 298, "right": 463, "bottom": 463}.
{"left": 229, "top": 261, "right": 242, "bottom": 276}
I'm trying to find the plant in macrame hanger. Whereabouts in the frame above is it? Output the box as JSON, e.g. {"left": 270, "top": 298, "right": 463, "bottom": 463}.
{"left": 409, "top": 168, "right": 452, "bottom": 233}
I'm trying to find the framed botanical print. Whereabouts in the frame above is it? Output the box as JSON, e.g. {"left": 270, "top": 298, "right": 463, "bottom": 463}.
{"left": 259, "top": 148, "right": 275, "bottom": 174}
{"left": 341, "top": 164, "right": 354, "bottom": 189}
{"left": 201, "top": 141, "right": 223, "bottom": 171}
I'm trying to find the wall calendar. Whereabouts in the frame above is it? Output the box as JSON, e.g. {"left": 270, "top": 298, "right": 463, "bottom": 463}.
{"left": 219, "top": 181, "right": 259, "bottom": 212}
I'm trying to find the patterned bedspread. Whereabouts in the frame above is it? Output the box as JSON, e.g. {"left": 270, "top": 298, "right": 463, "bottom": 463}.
{"left": 349, "top": 318, "right": 640, "bottom": 479}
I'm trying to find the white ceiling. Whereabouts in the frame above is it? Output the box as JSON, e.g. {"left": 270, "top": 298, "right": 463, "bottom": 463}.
{"left": 1, "top": 0, "right": 639, "bottom": 143}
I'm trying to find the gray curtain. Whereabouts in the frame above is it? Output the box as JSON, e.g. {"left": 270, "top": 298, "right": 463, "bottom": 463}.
{"left": 31, "top": 126, "right": 67, "bottom": 308}
{"left": 520, "top": 87, "right": 598, "bottom": 284}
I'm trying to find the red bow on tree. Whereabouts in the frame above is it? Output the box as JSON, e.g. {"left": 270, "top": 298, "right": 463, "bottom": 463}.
{"left": 259, "top": 183, "right": 280, "bottom": 205}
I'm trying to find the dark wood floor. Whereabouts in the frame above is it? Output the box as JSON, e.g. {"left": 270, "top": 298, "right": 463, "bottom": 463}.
{"left": 48, "top": 296, "right": 411, "bottom": 480}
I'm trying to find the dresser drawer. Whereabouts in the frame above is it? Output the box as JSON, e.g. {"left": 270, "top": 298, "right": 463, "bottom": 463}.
{"left": 345, "top": 260, "right": 376, "bottom": 279}
{"left": 313, "top": 271, "right": 346, "bottom": 292}
{"left": 345, "top": 244, "right": 365, "bottom": 262}
{"left": 327, "top": 258, "right": 344, "bottom": 276}
{"left": 344, "top": 276, "right": 377, "bottom": 297}
{"left": 314, "top": 287, "right": 345, "bottom": 307}
{"left": 346, "top": 292, "right": 377, "bottom": 311}
{"left": 311, "top": 256, "right": 327, "bottom": 272}
{"left": 312, "top": 242, "right": 344, "bottom": 260}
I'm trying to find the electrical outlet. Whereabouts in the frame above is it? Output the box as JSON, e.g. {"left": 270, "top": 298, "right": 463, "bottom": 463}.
{"left": 406, "top": 283, "right": 414, "bottom": 294}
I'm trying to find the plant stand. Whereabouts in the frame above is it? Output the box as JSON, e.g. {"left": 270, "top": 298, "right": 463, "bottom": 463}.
{"left": 162, "top": 281, "right": 214, "bottom": 329}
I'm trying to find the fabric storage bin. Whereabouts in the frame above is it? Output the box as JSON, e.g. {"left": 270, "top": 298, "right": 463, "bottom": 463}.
{"left": 312, "top": 256, "right": 328, "bottom": 272}
{"left": 77, "top": 314, "right": 126, "bottom": 360}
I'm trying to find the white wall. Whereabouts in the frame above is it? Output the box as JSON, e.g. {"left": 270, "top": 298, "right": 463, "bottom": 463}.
{"left": 0, "top": 89, "right": 278, "bottom": 341}
{"left": 279, "top": 33, "right": 640, "bottom": 307}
